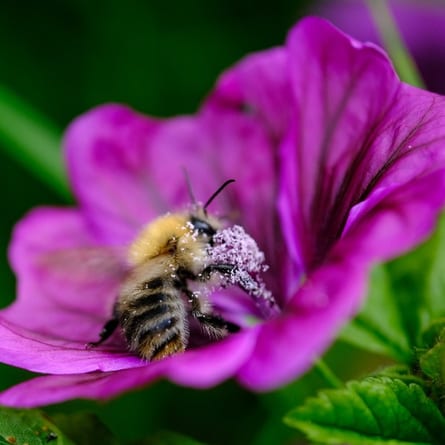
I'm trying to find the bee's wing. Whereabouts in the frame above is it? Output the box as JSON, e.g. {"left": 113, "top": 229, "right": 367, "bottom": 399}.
{"left": 35, "top": 245, "right": 130, "bottom": 316}
{"left": 5, "top": 246, "right": 130, "bottom": 343}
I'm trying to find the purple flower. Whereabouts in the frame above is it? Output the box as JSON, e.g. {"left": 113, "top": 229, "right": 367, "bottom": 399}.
{"left": 2, "top": 17, "right": 445, "bottom": 407}
{"left": 314, "top": 0, "right": 445, "bottom": 94}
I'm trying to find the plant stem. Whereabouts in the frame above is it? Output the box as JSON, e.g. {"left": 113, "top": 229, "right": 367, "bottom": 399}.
{"left": 366, "top": 0, "right": 425, "bottom": 88}
{"left": 314, "top": 359, "right": 343, "bottom": 389}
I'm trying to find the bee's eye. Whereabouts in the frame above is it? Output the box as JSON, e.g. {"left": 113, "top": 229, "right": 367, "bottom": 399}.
{"left": 190, "top": 217, "right": 216, "bottom": 237}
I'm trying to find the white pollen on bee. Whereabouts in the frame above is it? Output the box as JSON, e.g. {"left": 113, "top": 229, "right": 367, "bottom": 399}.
{"left": 185, "top": 221, "right": 199, "bottom": 240}
{"left": 209, "top": 225, "right": 279, "bottom": 318}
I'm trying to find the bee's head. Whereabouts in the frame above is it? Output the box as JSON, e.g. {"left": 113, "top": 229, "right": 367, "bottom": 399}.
{"left": 189, "top": 215, "right": 217, "bottom": 237}
{"left": 187, "top": 179, "right": 235, "bottom": 244}
{"left": 188, "top": 213, "right": 219, "bottom": 246}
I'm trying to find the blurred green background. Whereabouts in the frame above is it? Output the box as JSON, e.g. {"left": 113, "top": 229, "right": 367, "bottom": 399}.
{"left": 0, "top": 0, "right": 414, "bottom": 444}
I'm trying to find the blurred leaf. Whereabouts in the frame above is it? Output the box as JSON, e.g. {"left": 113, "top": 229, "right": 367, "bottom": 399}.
{"left": 341, "top": 213, "right": 445, "bottom": 362}
{"left": 418, "top": 322, "right": 445, "bottom": 376}
{"left": 0, "top": 406, "right": 75, "bottom": 445}
{"left": 419, "top": 319, "right": 445, "bottom": 351}
{"left": 340, "top": 265, "right": 412, "bottom": 362}
{"left": 388, "top": 213, "right": 445, "bottom": 348}
{"left": 0, "top": 85, "right": 71, "bottom": 200}
{"left": 284, "top": 377, "right": 445, "bottom": 445}
{"left": 386, "top": 249, "right": 432, "bottom": 351}
{"left": 425, "top": 216, "right": 445, "bottom": 320}
{"left": 50, "top": 412, "right": 118, "bottom": 445}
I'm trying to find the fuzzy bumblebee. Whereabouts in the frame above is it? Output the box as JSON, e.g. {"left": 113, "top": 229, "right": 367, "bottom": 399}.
{"left": 88, "top": 180, "right": 275, "bottom": 360}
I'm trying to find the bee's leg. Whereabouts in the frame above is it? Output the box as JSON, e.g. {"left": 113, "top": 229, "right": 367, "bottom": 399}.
{"left": 86, "top": 305, "right": 119, "bottom": 348}
{"left": 183, "top": 288, "right": 240, "bottom": 335}
{"left": 201, "top": 263, "right": 259, "bottom": 294}
{"left": 194, "top": 312, "right": 240, "bottom": 334}
{"left": 200, "top": 263, "right": 235, "bottom": 280}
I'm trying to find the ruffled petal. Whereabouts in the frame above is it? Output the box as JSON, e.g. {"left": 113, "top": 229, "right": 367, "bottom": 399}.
{"left": 280, "top": 17, "right": 445, "bottom": 271}
{"left": 281, "top": 17, "right": 398, "bottom": 269}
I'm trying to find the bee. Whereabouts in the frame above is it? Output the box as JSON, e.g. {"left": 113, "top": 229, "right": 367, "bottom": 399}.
{"left": 88, "top": 179, "right": 253, "bottom": 361}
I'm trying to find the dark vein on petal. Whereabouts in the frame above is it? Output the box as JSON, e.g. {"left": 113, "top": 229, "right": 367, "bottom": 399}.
{"left": 308, "top": 56, "right": 368, "bottom": 267}
{"left": 359, "top": 98, "right": 436, "bottom": 202}
{"left": 322, "top": 91, "right": 399, "bottom": 249}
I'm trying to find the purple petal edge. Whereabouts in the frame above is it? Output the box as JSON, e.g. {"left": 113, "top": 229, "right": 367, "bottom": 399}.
{"left": 0, "top": 330, "right": 257, "bottom": 407}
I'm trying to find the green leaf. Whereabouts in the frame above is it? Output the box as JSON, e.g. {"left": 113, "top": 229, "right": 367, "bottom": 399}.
{"left": 417, "top": 325, "right": 445, "bottom": 413}
{"left": 284, "top": 377, "right": 445, "bottom": 445}
{"left": 50, "top": 413, "right": 119, "bottom": 445}
{"left": 385, "top": 214, "right": 445, "bottom": 350}
{"left": 0, "top": 85, "right": 71, "bottom": 200}
{"left": 342, "top": 213, "right": 445, "bottom": 362}
{"left": 425, "top": 216, "right": 445, "bottom": 321}
{"left": 0, "top": 406, "right": 75, "bottom": 445}
{"left": 340, "top": 265, "right": 412, "bottom": 362}
{"left": 376, "top": 365, "right": 427, "bottom": 389}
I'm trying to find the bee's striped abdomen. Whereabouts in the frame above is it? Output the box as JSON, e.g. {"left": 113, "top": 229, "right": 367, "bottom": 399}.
{"left": 118, "top": 280, "right": 187, "bottom": 361}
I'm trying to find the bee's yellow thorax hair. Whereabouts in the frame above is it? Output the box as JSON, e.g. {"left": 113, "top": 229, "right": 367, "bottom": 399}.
{"left": 129, "top": 213, "right": 190, "bottom": 266}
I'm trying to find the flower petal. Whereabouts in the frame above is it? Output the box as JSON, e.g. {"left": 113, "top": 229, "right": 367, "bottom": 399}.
{"left": 340, "top": 168, "right": 445, "bottom": 265}
{"left": 2, "top": 207, "right": 126, "bottom": 343}
{"left": 116, "top": 108, "right": 285, "bottom": 296}
{"left": 237, "top": 258, "right": 367, "bottom": 389}
{"left": 0, "top": 319, "right": 142, "bottom": 374}
{"left": 205, "top": 47, "right": 292, "bottom": 138}
{"left": 66, "top": 103, "right": 282, "bottom": 268}
{"left": 241, "top": 168, "right": 445, "bottom": 390}
{"left": 65, "top": 104, "right": 165, "bottom": 244}
{"left": 280, "top": 17, "right": 445, "bottom": 271}
{"left": 315, "top": 0, "right": 445, "bottom": 94}
{"left": 0, "top": 371, "right": 162, "bottom": 409}
{"left": 195, "top": 111, "right": 287, "bottom": 297}
{"left": 0, "top": 329, "right": 256, "bottom": 407}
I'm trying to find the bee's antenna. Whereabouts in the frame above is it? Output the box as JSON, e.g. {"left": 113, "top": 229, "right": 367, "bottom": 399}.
{"left": 182, "top": 167, "right": 197, "bottom": 205}
{"left": 203, "top": 179, "right": 235, "bottom": 213}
